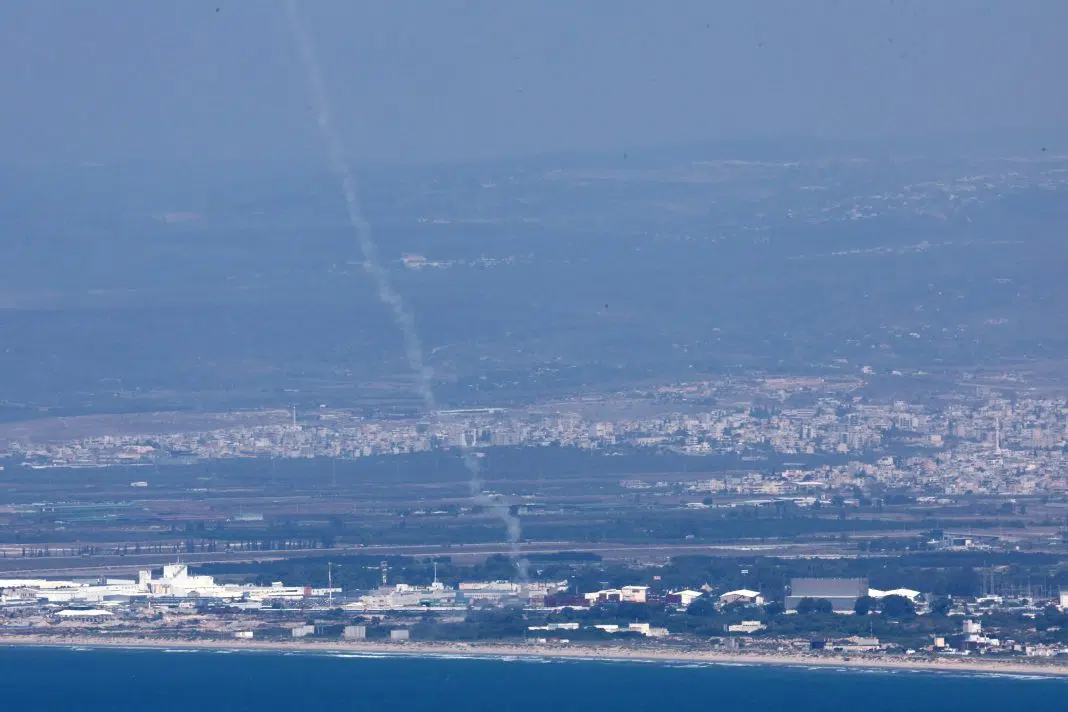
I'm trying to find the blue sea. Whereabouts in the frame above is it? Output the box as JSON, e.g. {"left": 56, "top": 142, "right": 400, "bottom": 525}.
{"left": 0, "top": 646, "right": 1062, "bottom": 711}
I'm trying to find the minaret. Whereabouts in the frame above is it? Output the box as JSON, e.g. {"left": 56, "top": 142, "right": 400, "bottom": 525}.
{"left": 995, "top": 415, "right": 1002, "bottom": 454}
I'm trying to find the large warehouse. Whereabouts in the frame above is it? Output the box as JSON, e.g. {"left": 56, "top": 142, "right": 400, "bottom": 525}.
{"left": 785, "top": 578, "right": 868, "bottom": 613}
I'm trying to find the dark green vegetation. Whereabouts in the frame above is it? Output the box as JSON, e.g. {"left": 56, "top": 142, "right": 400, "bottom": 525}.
{"left": 202, "top": 551, "right": 1068, "bottom": 597}
{"left": 0, "top": 451, "right": 1044, "bottom": 560}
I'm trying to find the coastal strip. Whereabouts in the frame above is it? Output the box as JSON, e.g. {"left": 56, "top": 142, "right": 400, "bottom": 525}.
{"left": 2, "top": 635, "right": 1066, "bottom": 679}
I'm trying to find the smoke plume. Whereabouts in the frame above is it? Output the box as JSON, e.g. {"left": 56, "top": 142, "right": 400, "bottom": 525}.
{"left": 284, "top": 0, "right": 528, "bottom": 581}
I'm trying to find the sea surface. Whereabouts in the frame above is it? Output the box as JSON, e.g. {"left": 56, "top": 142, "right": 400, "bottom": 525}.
{"left": 0, "top": 646, "right": 1062, "bottom": 711}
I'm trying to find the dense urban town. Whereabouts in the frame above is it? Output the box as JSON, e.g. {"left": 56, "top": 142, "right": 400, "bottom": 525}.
{"left": 6, "top": 378, "right": 1067, "bottom": 499}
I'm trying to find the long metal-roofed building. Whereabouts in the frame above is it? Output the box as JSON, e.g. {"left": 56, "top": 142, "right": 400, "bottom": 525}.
{"left": 785, "top": 578, "right": 868, "bottom": 613}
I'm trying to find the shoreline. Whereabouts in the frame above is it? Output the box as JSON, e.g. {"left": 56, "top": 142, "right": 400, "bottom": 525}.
{"left": 1, "top": 634, "right": 1066, "bottom": 678}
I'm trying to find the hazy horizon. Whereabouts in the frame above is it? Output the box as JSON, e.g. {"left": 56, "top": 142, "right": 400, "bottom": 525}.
{"left": 1, "top": 0, "right": 1066, "bottom": 167}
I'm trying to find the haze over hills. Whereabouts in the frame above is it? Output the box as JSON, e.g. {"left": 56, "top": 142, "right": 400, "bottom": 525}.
{"left": 0, "top": 135, "right": 1065, "bottom": 420}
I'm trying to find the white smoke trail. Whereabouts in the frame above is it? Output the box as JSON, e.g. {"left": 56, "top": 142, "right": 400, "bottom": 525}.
{"left": 284, "top": 0, "right": 528, "bottom": 582}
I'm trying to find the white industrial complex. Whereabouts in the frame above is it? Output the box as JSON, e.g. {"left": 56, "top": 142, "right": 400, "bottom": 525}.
{"left": 0, "top": 563, "right": 338, "bottom": 605}
{"left": 345, "top": 578, "right": 568, "bottom": 612}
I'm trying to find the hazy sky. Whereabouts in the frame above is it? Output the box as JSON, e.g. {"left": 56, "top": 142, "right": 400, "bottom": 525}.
{"left": 2, "top": 0, "right": 1066, "bottom": 166}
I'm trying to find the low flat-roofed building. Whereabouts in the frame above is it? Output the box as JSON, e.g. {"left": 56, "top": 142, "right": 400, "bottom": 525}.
{"left": 727, "top": 620, "right": 766, "bottom": 634}
{"left": 343, "top": 625, "right": 367, "bottom": 640}
{"left": 584, "top": 589, "right": 622, "bottom": 604}
{"left": 667, "top": 590, "right": 704, "bottom": 607}
{"left": 55, "top": 609, "right": 114, "bottom": 623}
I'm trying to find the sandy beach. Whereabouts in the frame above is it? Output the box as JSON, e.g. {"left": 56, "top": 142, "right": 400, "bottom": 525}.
{"left": 1, "top": 633, "right": 1066, "bottom": 678}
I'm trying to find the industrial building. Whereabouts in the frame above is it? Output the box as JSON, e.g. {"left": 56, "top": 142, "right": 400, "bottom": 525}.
{"left": 785, "top": 578, "right": 868, "bottom": 613}
{"left": 0, "top": 563, "right": 337, "bottom": 605}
